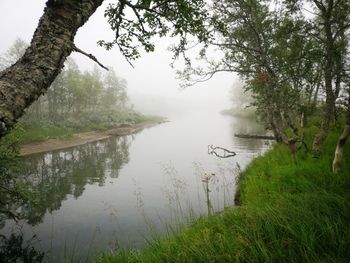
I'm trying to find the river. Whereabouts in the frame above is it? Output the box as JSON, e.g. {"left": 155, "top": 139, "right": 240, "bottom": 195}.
{"left": 0, "top": 108, "right": 271, "bottom": 262}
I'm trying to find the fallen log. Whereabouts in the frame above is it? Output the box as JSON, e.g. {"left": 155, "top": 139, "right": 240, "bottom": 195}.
{"left": 234, "top": 133, "right": 275, "bottom": 140}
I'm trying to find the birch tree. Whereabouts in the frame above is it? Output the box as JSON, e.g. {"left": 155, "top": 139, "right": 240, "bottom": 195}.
{"left": 0, "top": 0, "right": 210, "bottom": 139}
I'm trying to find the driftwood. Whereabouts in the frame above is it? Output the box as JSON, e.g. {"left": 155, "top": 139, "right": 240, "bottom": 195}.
{"left": 208, "top": 145, "right": 236, "bottom": 158}
{"left": 234, "top": 133, "right": 276, "bottom": 140}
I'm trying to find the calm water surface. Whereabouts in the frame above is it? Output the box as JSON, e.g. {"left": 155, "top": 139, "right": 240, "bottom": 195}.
{"left": 1, "top": 109, "right": 271, "bottom": 262}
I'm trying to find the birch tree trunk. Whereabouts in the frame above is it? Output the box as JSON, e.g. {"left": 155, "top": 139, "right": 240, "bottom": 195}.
{"left": 332, "top": 95, "right": 350, "bottom": 174}
{"left": 0, "top": 0, "right": 104, "bottom": 139}
{"left": 332, "top": 125, "right": 350, "bottom": 173}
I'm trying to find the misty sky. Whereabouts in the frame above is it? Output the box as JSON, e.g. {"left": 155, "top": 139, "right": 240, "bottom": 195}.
{"left": 0, "top": 0, "right": 236, "bottom": 115}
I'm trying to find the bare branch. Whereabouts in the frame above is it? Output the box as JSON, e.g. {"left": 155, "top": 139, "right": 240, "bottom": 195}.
{"left": 72, "top": 45, "right": 109, "bottom": 71}
{"left": 333, "top": 23, "right": 350, "bottom": 41}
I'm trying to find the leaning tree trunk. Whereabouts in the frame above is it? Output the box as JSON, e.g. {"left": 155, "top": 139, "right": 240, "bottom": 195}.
{"left": 332, "top": 123, "right": 350, "bottom": 173}
{"left": 312, "top": 104, "right": 333, "bottom": 156}
{"left": 0, "top": 0, "right": 104, "bottom": 139}
{"left": 332, "top": 93, "right": 350, "bottom": 174}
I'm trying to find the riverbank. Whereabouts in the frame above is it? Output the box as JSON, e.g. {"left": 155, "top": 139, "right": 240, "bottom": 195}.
{"left": 20, "top": 119, "right": 165, "bottom": 156}
{"left": 97, "top": 124, "right": 350, "bottom": 262}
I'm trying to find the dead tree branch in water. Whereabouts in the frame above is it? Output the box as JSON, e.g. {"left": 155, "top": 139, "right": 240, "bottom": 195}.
{"left": 208, "top": 145, "right": 236, "bottom": 158}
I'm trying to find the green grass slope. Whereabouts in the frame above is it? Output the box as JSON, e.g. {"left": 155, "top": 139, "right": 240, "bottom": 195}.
{"left": 97, "top": 124, "right": 350, "bottom": 263}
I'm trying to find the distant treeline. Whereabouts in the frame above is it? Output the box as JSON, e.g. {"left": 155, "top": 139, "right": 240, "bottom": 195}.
{"left": 0, "top": 39, "right": 143, "bottom": 131}
{"left": 21, "top": 58, "right": 138, "bottom": 130}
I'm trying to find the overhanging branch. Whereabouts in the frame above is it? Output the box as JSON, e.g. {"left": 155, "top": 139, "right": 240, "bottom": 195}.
{"left": 72, "top": 45, "right": 109, "bottom": 71}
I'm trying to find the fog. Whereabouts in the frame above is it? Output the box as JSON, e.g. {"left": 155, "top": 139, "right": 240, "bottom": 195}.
{"left": 0, "top": 0, "right": 237, "bottom": 118}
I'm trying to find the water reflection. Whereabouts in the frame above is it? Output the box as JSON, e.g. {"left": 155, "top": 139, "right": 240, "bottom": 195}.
{"left": 0, "top": 113, "right": 271, "bottom": 262}
{"left": 0, "top": 136, "right": 131, "bottom": 262}
{"left": 0, "top": 233, "right": 44, "bottom": 262}
{"left": 20, "top": 136, "right": 130, "bottom": 225}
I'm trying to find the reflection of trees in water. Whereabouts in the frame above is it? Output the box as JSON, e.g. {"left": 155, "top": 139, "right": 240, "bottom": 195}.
{"left": 2, "top": 136, "right": 131, "bottom": 226}
{"left": 0, "top": 233, "right": 44, "bottom": 263}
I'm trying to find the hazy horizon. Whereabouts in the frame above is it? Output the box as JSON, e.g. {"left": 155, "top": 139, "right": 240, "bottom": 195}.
{"left": 0, "top": 0, "right": 238, "bottom": 118}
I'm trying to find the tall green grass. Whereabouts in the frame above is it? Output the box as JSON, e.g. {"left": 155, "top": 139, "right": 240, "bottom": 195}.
{"left": 96, "top": 124, "right": 350, "bottom": 262}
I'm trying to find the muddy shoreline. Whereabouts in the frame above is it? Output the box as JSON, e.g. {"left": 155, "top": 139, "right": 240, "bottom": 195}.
{"left": 20, "top": 120, "right": 165, "bottom": 156}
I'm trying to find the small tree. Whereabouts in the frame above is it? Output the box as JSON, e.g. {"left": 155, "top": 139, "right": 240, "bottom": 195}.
{"left": 181, "top": 0, "right": 315, "bottom": 154}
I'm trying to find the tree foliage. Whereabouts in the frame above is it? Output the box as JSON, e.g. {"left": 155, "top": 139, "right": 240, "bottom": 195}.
{"left": 0, "top": 38, "right": 27, "bottom": 71}
{"left": 0, "top": 0, "right": 212, "bottom": 139}
{"left": 99, "top": 0, "right": 211, "bottom": 62}
{"left": 0, "top": 39, "right": 137, "bottom": 131}
{"left": 181, "top": 0, "right": 350, "bottom": 169}
{"left": 22, "top": 59, "right": 135, "bottom": 130}
{"left": 188, "top": 0, "right": 318, "bottom": 153}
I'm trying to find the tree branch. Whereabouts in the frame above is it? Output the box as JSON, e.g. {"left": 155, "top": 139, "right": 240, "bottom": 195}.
{"left": 208, "top": 145, "right": 236, "bottom": 158}
{"left": 333, "top": 23, "right": 350, "bottom": 41}
{"left": 72, "top": 45, "right": 109, "bottom": 71}
{"left": 0, "top": 209, "right": 19, "bottom": 222}
{"left": 0, "top": 0, "right": 104, "bottom": 138}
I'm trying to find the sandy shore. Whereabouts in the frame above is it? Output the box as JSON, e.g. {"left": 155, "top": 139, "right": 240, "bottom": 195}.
{"left": 20, "top": 120, "right": 164, "bottom": 156}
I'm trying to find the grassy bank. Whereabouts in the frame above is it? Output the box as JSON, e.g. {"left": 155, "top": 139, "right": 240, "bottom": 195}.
{"left": 97, "top": 124, "right": 350, "bottom": 262}
{"left": 12, "top": 113, "right": 164, "bottom": 145}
